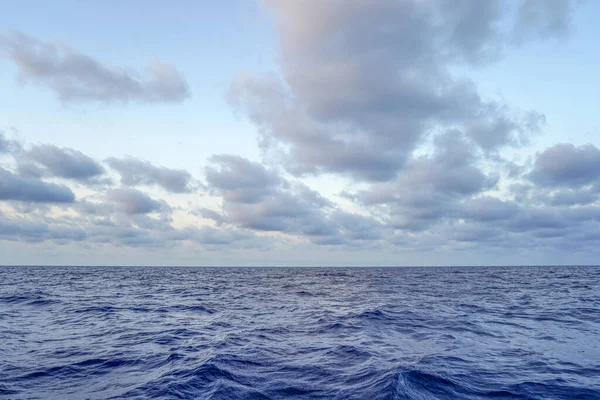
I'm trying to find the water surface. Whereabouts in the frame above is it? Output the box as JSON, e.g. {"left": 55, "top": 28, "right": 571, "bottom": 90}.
{"left": 1, "top": 266, "right": 599, "bottom": 399}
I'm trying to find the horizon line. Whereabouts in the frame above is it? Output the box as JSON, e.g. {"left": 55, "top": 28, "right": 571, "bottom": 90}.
{"left": 1, "top": 264, "right": 599, "bottom": 268}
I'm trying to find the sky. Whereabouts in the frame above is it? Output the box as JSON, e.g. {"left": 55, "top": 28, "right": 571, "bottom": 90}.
{"left": 1, "top": 0, "right": 599, "bottom": 266}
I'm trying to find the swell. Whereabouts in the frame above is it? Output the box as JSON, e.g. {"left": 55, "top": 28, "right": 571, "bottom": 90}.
{"left": 1, "top": 266, "right": 599, "bottom": 399}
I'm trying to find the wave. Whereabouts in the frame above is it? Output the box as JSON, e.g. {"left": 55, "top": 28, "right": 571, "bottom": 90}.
{"left": 2, "top": 265, "right": 599, "bottom": 399}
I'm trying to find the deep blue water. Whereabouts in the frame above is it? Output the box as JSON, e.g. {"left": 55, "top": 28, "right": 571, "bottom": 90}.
{"left": 1, "top": 266, "right": 599, "bottom": 400}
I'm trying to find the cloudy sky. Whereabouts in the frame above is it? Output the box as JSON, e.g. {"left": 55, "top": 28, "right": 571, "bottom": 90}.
{"left": 1, "top": 0, "right": 599, "bottom": 266}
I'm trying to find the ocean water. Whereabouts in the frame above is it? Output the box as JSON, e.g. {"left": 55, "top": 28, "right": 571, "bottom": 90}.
{"left": 1, "top": 266, "right": 599, "bottom": 400}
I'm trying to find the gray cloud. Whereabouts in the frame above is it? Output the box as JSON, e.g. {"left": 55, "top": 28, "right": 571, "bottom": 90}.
{"left": 15, "top": 162, "right": 44, "bottom": 179}
{"left": 0, "top": 205, "right": 269, "bottom": 250}
{"left": 513, "top": 0, "right": 578, "bottom": 42}
{"left": 0, "top": 216, "right": 85, "bottom": 244}
{"left": 107, "top": 188, "right": 164, "bottom": 215}
{"left": 0, "top": 2, "right": 596, "bottom": 262}
{"left": 204, "top": 154, "right": 384, "bottom": 245}
{"left": 106, "top": 157, "right": 195, "bottom": 193}
{"left": 412, "top": 201, "right": 600, "bottom": 256}
{"left": 331, "top": 211, "right": 384, "bottom": 241}
{"left": 2, "top": 140, "right": 600, "bottom": 258}
{"left": 506, "top": 207, "right": 568, "bottom": 233}
{"left": 529, "top": 143, "right": 600, "bottom": 187}
{"left": 1, "top": 134, "right": 283, "bottom": 251}
{"left": 511, "top": 182, "right": 600, "bottom": 207}
{"left": 0, "top": 31, "right": 190, "bottom": 104}
{"left": 461, "top": 197, "right": 520, "bottom": 222}
{"left": 344, "top": 135, "right": 600, "bottom": 244}
{"left": 544, "top": 187, "right": 599, "bottom": 206}
{"left": 0, "top": 167, "right": 75, "bottom": 203}
{"left": 204, "top": 154, "right": 282, "bottom": 203}
{"left": 193, "top": 226, "right": 258, "bottom": 246}
{"left": 194, "top": 208, "right": 226, "bottom": 226}
{"left": 0, "top": 217, "right": 49, "bottom": 243}
{"left": 83, "top": 213, "right": 270, "bottom": 249}
{"left": 442, "top": 199, "right": 600, "bottom": 251}
{"left": 448, "top": 223, "right": 506, "bottom": 245}
{"left": 350, "top": 132, "right": 497, "bottom": 231}
{"left": 0, "top": 132, "right": 9, "bottom": 153}
{"left": 25, "top": 144, "right": 105, "bottom": 182}
{"left": 1, "top": 137, "right": 108, "bottom": 184}
{"left": 0, "top": 131, "right": 21, "bottom": 154}
{"left": 228, "top": 0, "right": 573, "bottom": 182}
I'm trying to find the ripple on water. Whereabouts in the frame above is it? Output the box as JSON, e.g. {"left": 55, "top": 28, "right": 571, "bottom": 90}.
{"left": 0, "top": 265, "right": 599, "bottom": 399}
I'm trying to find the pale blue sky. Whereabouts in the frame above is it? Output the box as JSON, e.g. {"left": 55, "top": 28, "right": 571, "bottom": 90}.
{"left": 1, "top": 1, "right": 599, "bottom": 266}
{"left": 1, "top": 1, "right": 273, "bottom": 167}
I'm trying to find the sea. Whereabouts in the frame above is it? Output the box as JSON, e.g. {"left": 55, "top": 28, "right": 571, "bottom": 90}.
{"left": 0, "top": 265, "right": 599, "bottom": 399}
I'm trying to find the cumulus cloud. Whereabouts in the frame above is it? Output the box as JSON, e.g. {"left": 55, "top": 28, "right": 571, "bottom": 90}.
{"left": 460, "top": 197, "right": 520, "bottom": 222}
{"left": 106, "top": 188, "right": 164, "bottom": 215}
{"left": 330, "top": 211, "right": 384, "bottom": 242}
{"left": 204, "top": 155, "right": 329, "bottom": 234}
{"left": 0, "top": 1, "right": 596, "bottom": 263}
{"left": 204, "top": 154, "right": 382, "bottom": 245}
{"left": 528, "top": 143, "right": 600, "bottom": 187}
{"left": 15, "top": 162, "right": 44, "bottom": 179}
{"left": 544, "top": 188, "right": 599, "bottom": 206}
{"left": 0, "top": 131, "right": 20, "bottom": 154}
{"left": 0, "top": 138, "right": 109, "bottom": 184}
{"left": 0, "top": 216, "right": 86, "bottom": 243}
{"left": 349, "top": 132, "right": 497, "bottom": 231}
{"left": 194, "top": 208, "right": 226, "bottom": 226}
{"left": 0, "top": 132, "right": 9, "bottom": 153}
{"left": 228, "top": 0, "right": 572, "bottom": 182}
{"left": 204, "top": 154, "right": 282, "bottom": 203}
{"left": 513, "top": 0, "right": 579, "bottom": 42}
{"left": 106, "top": 157, "right": 195, "bottom": 193}
{"left": 221, "top": 0, "right": 586, "bottom": 255}
{"left": 0, "top": 217, "right": 49, "bottom": 243}
{"left": 193, "top": 226, "right": 261, "bottom": 247}
{"left": 24, "top": 144, "right": 105, "bottom": 182}
{"left": 0, "top": 167, "right": 75, "bottom": 203}
{"left": 0, "top": 31, "right": 190, "bottom": 104}
{"left": 0, "top": 207, "right": 269, "bottom": 250}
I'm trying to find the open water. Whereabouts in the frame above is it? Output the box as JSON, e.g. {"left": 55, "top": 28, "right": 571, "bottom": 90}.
{"left": 1, "top": 266, "right": 599, "bottom": 399}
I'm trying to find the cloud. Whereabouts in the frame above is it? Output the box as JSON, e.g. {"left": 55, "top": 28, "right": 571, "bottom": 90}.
{"left": 0, "top": 131, "right": 21, "bottom": 154}
{"left": 0, "top": 204, "right": 270, "bottom": 251}
{"left": 24, "top": 144, "right": 105, "bottom": 182}
{"left": 544, "top": 188, "right": 599, "bottom": 206}
{"left": 15, "top": 162, "right": 44, "bottom": 179}
{"left": 1, "top": 137, "right": 108, "bottom": 184}
{"left": 205, "top": 155, "right": 329, "bottom": 234}
{"left": 513, "top": 0, "right": 579, "bottom": 42}
{"left": 0, "top": 31, "right": 190, "bottom": 104}
{"left": 204, "top": 154, "right": 282, "bottom": 202}
{"left": 506, "top": 207, "right": 568, "bottom": 233}
{"left": 330, "top": 211, "right": 384, "bottom": 241}
{"left": 0, "top": 2, "right": 596, "bottom": 264}
{"left": 0, "top": 217, "right": 49, "bottom": 243}
{"left": 106, "top": 157, "right": 195, "bottom": 193}
{"left": 349, "top": 131, "right": 497, "bottom": 231}
{"left": 193, "top": 226, "right": 259, "bottom": 246}
{"left": 194, "top": 208, "right": 226, "bottom": 226}
{"left": 204, "top": 154, "right": 382, "bottom": 245}
{"left": 461, "top": 197, "right": 520, "bottom": 222}
{"left": 106, "top": 188, "right": 164, "bottom": 214}
{"left": 0, "top": 217, "right": 86, "bottom": 243}
{"left": 228, "top": 0, "right": 573, "bottom": 182}
{"left": 0, "top": 132, "right": 9, "bottom": 153}
{"left": 528, "top": 143, "right": 600, "bottom": 187}
{"left": 0, "top": 167, "right": 75, "bottom": 203}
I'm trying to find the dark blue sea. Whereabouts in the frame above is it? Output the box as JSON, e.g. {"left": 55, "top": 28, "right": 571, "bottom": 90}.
{"left": 1, "top": 266, "right": 599, "bottom": 399}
